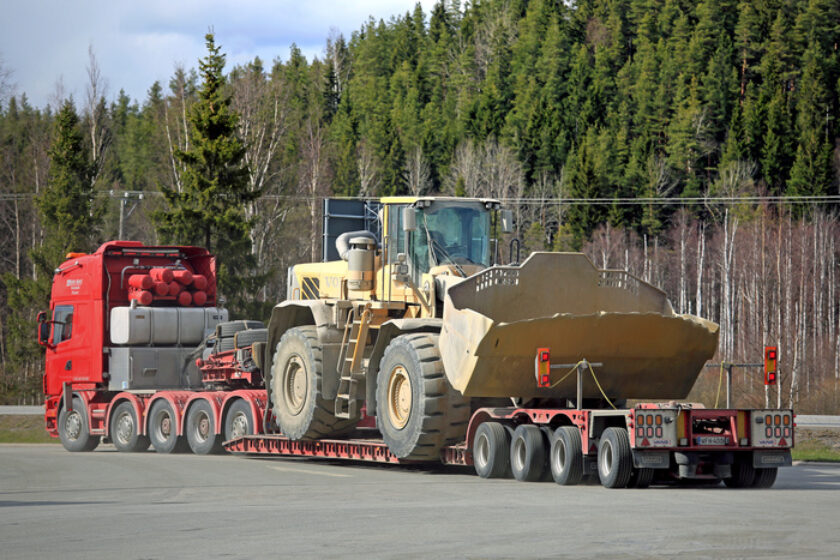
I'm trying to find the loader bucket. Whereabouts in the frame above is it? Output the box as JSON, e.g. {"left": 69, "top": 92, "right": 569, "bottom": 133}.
{"left": 439, "top": 253, "right": 719, "bottom": 400}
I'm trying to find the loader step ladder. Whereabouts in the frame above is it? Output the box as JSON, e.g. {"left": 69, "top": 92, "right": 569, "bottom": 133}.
{"left": 335, "top": 307, "right": 373, "bottom": 419}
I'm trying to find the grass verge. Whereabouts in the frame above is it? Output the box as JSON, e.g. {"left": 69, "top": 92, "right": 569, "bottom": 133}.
{"left": 0, "top": 415, "right": 57, "bottom": 444}
{"left": 792, "top": 439, "right": 840, "bottom": 463}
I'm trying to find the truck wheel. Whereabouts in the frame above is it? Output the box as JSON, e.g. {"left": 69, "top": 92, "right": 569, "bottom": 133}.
{"left": 376, "top": 333, "right": 470, "bottom": 461}
{"left": 271, "top": 326, "right": 355, "bottom": 440}
{"left": 224, "top": 399, "right": 254, "bottom": 442}
{"left": 111, "top": 401, "right": 150, "bottom": 452}
{"left": 185, "top": 399, "right": 224, "bottom": 454}
{"left": 550, "top": 426, "right": 583, "bottom": 485}
{"left": 510, "top": 424, "right": 546, "bottom": 482}
{"left": 473, "top": 422, "right": 511, "bottom": 478}
{"left": 58, "top": 397, "right": 100, "bottom": 452}
{"left": 724, "top": 461, "right": 756, "bottom": 488}
{"left": 597, "top": 427, "right": 632, "bottom": 488}
{"left": 627, "top": 468, "right": 654, "bottom": 489}
{"left": 752, "top": 468, "right": 778, "bottom": 488}
{"left": 148, "top": 399, "right": 188, "bottom": 453}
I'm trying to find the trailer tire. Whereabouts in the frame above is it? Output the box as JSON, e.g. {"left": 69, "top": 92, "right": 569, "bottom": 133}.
{"left": 224, "top": 399, "right": 255, "bottom": 442}
{"left": 724, "top": 461, "right": 756, "bottom": 488}
{"left": 217, "top": 320, "right": 264, "bottom": 338}
{"left": 234, "top": 328, "right": 267, "bottom": 349}
{"left": 627, "top": 468, "right": 654, "bottom": 489}
{"left": 376, "top": 334, "right": 470, "bottom": 461}
{"left": 751, "top": 468, "right": 778, "bottom": 489}
{"left": 58, "top": 397, "right": 100, "bottom": 452}
{"left": 550, "top": 426, "right": 583, "bottom": 485}
{"left": 473, "top": 422, "right": 511, "bottom": 478}
{"left": 510, "top": 424, "right": 546, "bottom": 482}
{"left": 185, "top": 399, "right": 224, "bottom": 454}
{"left": 597, "top": 427, "right": 632, "bottom": 488}
{"left": 148, "top": 400, "right": 189, "bottom": 453}
{"left": 271, "top": 326, "right": 356, "bottom": 440}
{"left": 111, "top": 401, "right": 150, "bottom": 453}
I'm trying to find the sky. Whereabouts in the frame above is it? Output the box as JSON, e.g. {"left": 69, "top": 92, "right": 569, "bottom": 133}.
{"left": 0, "top": 1, "right": 439, "bottom": 109}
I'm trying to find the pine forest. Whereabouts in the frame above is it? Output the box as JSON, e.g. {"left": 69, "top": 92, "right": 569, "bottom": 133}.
{"left": 1, "top": 0, "right": 840, "bottom": 412}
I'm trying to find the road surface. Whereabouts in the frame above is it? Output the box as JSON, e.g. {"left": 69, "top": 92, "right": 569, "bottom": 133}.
{"left": 1, "top": 444, "right": 839, "bottom": 559}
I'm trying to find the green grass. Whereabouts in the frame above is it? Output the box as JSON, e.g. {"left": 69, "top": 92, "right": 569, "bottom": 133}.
{"left": 791, "top": 439, "right": 840, "bottom": 463}
{"left": 0, "top": 415, "right": 58, "bottom": 444}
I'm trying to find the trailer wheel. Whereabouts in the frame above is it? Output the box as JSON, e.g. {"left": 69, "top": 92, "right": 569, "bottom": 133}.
{"left": 550, "top": 426, "right": 583, "bottom": 485}
{"left": 58, "top": 397, "right": 100, "bottom": 452}
{"left": 185, "top": 399, "right": 224, "bottom": 454}
{"left": 111, "top": 401, "right": 150, "bottom": 453}
{"left": 724, "top": 461, "right": 756, "bottom": 488}
{"left": 751, "top": 468, "right": 778, "bottom": 488}
{"left": 510, "top": 424, "right": 547, "bottom": 482}
{"left": 597, "top": 427, "right": 632, "bottom": 488}
{"left": 473, "top": 422, "right": 511, "bottom": 478}
{"left": 376, "top": 333, "right": 470, "bottom": 461}
{"left": 148, "top": 400, "right": 188, "bottom": 454}
{"left": 627, "top": 468, "right": 654, "bottom": 489}
{"left": 271, "top": 326, "right": 356, "bottom": 440}
{"left": 224, "top": 399, "right": 254, "bottom": 442}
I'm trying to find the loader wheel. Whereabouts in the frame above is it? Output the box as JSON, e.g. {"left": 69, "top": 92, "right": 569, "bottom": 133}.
{"left": 725, "top": 460, "right": 756, "bottom": 488}
{"left": 375, "top": 333, "right": 470, "bottom": 461}
{"left": 597, "top": 427, "right": 632, "bottom": 488}
{"left": 473, "top": 422, "right": 512, "bottom": 478}
{"left": 185, "top": 399, "right": 224, "bottom": 455}
{"left": 751, "top": 468, "right": 778, "bottom": 488}
{"left": 510, "top": 424, "right": 547, "bottom": 482}
{"left": 58, "top": 397, "right": 100, "bottom": 452}
{"left": 148, "top": 399, "right": 189, "bottom": 454}
{"left": 550, "top": 426, "right": 583, "bottom": 485}
{"left": 224, "top": 399, "right": 254, "bottom": 442}
{"left": 271, "top": 326, "right": 356, "bottom": 440}
{"left": 111, "top": 401, "right": 150, "bottom": 453}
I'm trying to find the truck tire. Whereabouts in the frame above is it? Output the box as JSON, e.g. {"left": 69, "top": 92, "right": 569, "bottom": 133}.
{"left": 148, "top": 399, "right": 189, "bottom": 453}
{"left": 597, "top": 427, "right": 632, "bottom": 488}
{"left": 724, "top": 461, "right": 756, "bottom": 488}
{"left": 224, "top": 399, "right": 255, "bottom": 442}
{"left": 627, "top": 468, "right": 654, "bottom": 489}
{"left": 217, "top": 320, "right": 264, "bottom": 338}
{"left": 111, "top": 401, "right": 150, "bottom": 453}
{"left": 751, "top": 468, "right": 778, "bottom": 488}
{"left": 473, "top": 422, "right": 511, "bottom": 478}
{"left": 375, "top": 333, "right": 470, "bottom": 461}
{"left": 510, "top": 424, "right": 546, "bottom": 482}
{"left": 58, "top": 397, "right": 100, "bottom": 452}
{"left": 234, "top": 328, "right": 267, "bottom": 349}
{"left": 185, "top": 399, "right": 224, "bottom": 454}
{"left": 271, "top": 326, "right": 356, "bottom": 440}
{"left": 550, "top": 426, "right": 583, "bottom": 485}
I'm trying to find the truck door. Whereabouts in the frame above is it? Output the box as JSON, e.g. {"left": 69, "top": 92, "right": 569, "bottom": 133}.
{"left": 44, "top": 303, "right": 92, "bottom": 394}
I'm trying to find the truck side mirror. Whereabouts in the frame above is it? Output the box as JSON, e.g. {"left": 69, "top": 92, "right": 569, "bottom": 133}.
{"left": 402, "top": 207, "right": 417, "bottom": 232}
{"left": 501, "top": 210, "right": 514, "bottom": 233}
{"left": 37, "top": 312, "right": 50, "bottom": 347}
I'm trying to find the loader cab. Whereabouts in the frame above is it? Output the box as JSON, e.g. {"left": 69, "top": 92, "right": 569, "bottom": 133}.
{"left": 383, "top": 197, "right": 499, "bottom": 287}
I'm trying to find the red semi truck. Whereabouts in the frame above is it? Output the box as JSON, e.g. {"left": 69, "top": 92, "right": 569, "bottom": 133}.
{"left": 39, "top": 240, "right": 793, "bottom": 488}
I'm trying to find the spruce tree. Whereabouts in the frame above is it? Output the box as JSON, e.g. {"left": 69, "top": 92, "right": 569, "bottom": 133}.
{"left": 154, "top": 33, "right": 257, "bottom": 315}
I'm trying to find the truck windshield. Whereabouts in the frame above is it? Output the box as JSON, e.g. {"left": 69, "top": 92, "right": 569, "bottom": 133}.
{"left": 409, "top": 202, "right": 491, "bottom": 275}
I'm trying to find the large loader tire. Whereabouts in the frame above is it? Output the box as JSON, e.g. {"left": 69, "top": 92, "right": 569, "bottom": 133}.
{"left": 271, "top": 326, "right": 355, "bottom": 440}
{"left": 58, "top": 397, "right": 100, "bottom": 452}
{"left": 375, "top": 333, "right": 470, "bottom": 461}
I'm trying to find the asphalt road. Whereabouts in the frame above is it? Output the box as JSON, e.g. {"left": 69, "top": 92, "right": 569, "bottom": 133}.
{"left": 2, "top": 444, "right": 839, "bottom": 559}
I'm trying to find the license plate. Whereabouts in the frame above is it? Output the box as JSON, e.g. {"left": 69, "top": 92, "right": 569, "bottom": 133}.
{"left": 696, "top": 436, "right": 728, "bottom": 446}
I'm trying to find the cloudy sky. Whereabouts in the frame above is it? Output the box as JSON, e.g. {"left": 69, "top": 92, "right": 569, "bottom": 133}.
{"left": 0, "top": 1, "right": 438, "bottom": 109}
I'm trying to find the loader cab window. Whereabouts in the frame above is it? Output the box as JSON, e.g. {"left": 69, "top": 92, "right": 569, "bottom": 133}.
{"left": 409, "top": 202, "right": 491, "bottom": 276}
{"left": 52, "top": 305, "right": 74, "bottom": 345}
{"left": 387, "top": 204, "right": 407, "bottom": 264}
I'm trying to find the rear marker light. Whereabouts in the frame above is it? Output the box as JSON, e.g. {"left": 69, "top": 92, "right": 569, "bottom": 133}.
{"left": 655, "top": 427, "right": 662, "bottom": 438}
{"left": 655, "top": 415, "right": 662, "bottom": 426}
{"left": 783, "top": 428, "right": 790, "bottom": 438}
{"left": 765, "top": 415, "right": 772, "bottom": 425}
{"left": 775, "top": 427, "right": 781, "bottom": 437}
{"left": 765, "top": 427, "right": 772, "bottom": 438}
{"left": 774, "top": 415, "right": 781, "bottom": 426}
{"left": 646, "top": 427, "right": 653, "bottom": 437}
{"left": 783, "top": 415, "right": 790, "bottom": 426}
{"left": 637, "top": 427, "right": 644, "bottom": 438}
